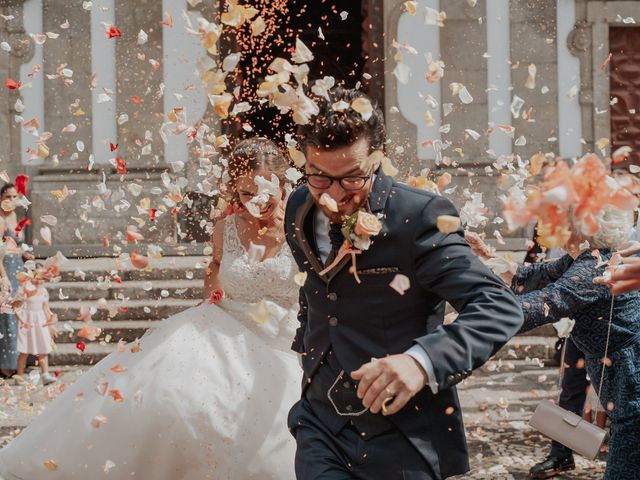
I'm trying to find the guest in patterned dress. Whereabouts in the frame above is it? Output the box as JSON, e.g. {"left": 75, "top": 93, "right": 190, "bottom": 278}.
{"left": 468, "top": 206, "right": 640, "bottom": 480}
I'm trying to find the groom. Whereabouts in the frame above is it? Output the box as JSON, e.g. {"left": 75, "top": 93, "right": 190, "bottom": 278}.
{"left": 284, "top": 87, "right": 524, "bottom": 479}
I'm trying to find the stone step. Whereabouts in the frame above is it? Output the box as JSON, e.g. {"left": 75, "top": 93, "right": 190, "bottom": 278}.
{"left": 493, "top": 335, "right": 558, "bottom": 362}
{"left": 45, "top": 279, "right": 203, "bottom": 301}
{"left": 56, "top": 256, "right": 208, "bottom": 282}
{"left": 53, "top": 319, "right": 162, "bottom": 344}
{"left": 49, "top": 298, "right": 199, "bottom": 322}
{"left": 49, "top": 334, "right": 559, "bottom": 367}
{"left": 49, "top": 341, "right": 117, "bottom": 366}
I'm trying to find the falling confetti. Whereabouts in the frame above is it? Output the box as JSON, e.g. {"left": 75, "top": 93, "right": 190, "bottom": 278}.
{"left": 389, "top": 274, "right": 411, "bottom": 295}
{"left": 436, "top": 215, "right": 461, "bottom": 234}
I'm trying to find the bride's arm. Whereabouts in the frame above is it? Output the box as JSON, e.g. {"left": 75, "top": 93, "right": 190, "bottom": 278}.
{"left": 202, "top": 220, "right": 224, "bottom": 301}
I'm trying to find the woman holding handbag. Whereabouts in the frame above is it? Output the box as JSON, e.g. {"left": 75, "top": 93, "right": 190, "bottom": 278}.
{"left": 466, "top": 205, "right": 640, "bottom": 479}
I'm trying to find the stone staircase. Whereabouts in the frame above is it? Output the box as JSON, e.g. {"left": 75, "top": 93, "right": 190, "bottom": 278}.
{"left": 46, "top": 256, "right": 206, "bottom": 366}
{"left": 44, "top": 256, "right": 559, "bottom": 367}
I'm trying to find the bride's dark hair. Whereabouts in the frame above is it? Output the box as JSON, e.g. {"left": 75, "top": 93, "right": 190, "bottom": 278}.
{"left": 226, "top": 138, "right": 290, "bottom": 208}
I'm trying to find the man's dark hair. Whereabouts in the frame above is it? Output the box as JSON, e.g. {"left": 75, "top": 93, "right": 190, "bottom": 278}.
{"left": 298, "top": 87, "right": 385, "bottom": 154}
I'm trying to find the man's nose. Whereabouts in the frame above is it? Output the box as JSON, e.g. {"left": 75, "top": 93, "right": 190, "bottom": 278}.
{"left": 327, "top": 180, "right": 345, "bottom": 200}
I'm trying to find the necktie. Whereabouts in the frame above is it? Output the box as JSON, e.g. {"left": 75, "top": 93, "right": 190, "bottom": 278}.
{"left": 325, "top": 223, "right": 344, "bottom": 266}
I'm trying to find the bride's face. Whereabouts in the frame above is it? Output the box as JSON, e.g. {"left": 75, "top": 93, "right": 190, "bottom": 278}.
{"left": 235, "top": 168, "right": 284, "bottom": 221}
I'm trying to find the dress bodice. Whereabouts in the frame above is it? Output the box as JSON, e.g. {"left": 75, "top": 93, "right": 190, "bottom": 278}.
{"left": 218, "top": 215, "right": 298, "bottom": 309}
{"left": 24, "top": 284, "right": 48, "bottom": 312}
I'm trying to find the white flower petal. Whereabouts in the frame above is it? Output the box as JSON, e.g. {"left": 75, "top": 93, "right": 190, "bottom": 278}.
{"left": 319, "top": 193, "right": 338, "bottom": 213}
{"left": 291, "top": 37, "right": 314, "bottom": 64}
{"left": 389, "top": 274, "right": 411, "bottom": 295}
{"left": 351, "top": 97, "right": 373, "bottom": 121}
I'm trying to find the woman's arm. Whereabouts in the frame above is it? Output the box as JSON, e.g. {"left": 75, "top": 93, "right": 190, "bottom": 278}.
{"left": 464, "top": 231, "right": 573, "bottom": 288}
{"left": 511, "top": 254, "right": 574, "bottom": 294}
{"left": 202, "top": 219, "right": 224, "bottom": 301}
{"left": 518, "top": 252, "right": 608, "bottom": 334}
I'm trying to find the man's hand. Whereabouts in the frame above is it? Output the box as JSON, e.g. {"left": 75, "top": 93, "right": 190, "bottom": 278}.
{"left": 351, "top": 354, "right": 427, "bottom": 416}
{"left": 594, "top": 256, "right": 640, "bottom": 295}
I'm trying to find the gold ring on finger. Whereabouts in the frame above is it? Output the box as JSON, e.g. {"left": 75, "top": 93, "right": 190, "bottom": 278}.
{"left": 381, "top": 395, "right": 395, "bottom": 414}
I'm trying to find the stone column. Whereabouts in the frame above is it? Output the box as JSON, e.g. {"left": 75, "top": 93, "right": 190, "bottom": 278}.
{"left": 440, "top": 0, "right": 488, "bottom": 164}
{"left": 28, "top": 0, "right": 177, "bottom": 256}
{"left": 510, "top": 0, "right": 559, "bottom": 160}
{"left": 42, "top": 0, "right": 93, "bottom": 169}
{"left": 114, "top": 0, "right": 164, "bottom": 169}
{"left": 0, "top": 0, "right": 35, "bottom": 181}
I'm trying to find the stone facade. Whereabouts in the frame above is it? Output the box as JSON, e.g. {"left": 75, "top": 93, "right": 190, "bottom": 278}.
{"left": 0, "top": 0, "right": 634, "bottom": 256}
{"left": 0, "top": 0, "right": 35, "bottom": 183}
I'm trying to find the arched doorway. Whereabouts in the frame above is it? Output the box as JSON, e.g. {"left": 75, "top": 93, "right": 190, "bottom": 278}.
{"left": 219, "top": 0, "right": 385, "bottom": 145}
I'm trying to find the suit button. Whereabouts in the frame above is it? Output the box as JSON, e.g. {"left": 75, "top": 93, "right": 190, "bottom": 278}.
{"left": 343, "top": 381, "right": 351, "bottom": 389}
{"left": 328, "top": 292, "right": 338, "bottom": 301}
{"left": 329, "top": 317, "right": 338, "bottom": 326}
{"left": 447, "top": 375, "right": 455, "bottom": 384}
{"left": 345, "top": 404, "right": 353, "bottom": 412}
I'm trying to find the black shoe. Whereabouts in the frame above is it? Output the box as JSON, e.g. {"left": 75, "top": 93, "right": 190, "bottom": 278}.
{"left": 529, "top": 454, "right": 575, "bottom": 479}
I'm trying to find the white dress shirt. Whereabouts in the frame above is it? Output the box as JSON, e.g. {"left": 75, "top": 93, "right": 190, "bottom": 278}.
{"left": 313, "top": 209, "right": 439, "bottom": 394}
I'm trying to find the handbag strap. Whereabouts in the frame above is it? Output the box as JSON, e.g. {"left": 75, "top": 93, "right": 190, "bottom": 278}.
{"left": 594, "top": 294, "right": 615, "bottom": 416}
{"left": 556, "top": 337, "right": 568, "bottom": 403}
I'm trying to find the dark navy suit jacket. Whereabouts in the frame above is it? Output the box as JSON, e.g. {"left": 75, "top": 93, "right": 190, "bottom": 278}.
{"left": 285, "top": 171, "right": 524, "bottom": 479}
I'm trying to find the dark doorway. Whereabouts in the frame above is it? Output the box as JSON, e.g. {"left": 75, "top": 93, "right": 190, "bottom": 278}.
{"left": 610, "top": 27, "right": 640, "bottom": 168}
{"left": 220, "top": 0, "right": 384, "bottom": 146}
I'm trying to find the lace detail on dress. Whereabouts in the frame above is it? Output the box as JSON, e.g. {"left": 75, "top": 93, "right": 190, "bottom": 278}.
{"left": 218, "top": 215, "right": 298, "bottom": 308}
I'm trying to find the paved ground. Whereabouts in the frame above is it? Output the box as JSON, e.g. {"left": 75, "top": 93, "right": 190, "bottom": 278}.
{"left": 0, "top": 360, "right": 607, "bottom": 479}
{"left": 455, "top": 360, "right": 606, "bottom": 479}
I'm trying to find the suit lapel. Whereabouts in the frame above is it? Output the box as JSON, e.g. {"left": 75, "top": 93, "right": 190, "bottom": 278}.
{"left": 294, "top": 192, "right": 329, "bottom": 283}
{"left": 325, "top": 171, "right": 394, "bottom": 283}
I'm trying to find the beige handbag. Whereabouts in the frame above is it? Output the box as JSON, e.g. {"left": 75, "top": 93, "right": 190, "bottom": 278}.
{"left": 529, "top": 298, "right": 614, "bottom": 460}
{"left": 529, "top": 399, "right": 606, "bottom": 460}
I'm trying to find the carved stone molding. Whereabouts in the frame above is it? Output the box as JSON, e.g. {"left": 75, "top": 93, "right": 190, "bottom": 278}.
{"left": 8, "top": 35, "right": 33, "bottom": 60}
{"left": 3, "top": 0, "right": 35, "bottom": 62}
{"left": 567, "top": 20, "right": 591, "bottom": 54}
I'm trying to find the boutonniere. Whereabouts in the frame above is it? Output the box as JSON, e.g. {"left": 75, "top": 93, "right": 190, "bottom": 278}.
{"left": 320, "top": 210, "right": 383, "bottom": 283}
{"left": 343, "top": 210, "right": 383, "bottom": 251}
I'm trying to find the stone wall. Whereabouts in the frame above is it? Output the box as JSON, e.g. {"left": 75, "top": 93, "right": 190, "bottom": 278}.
{"left": 0, "top": 0, "right": 34, "bottom": 182}
{"left": 3, "top": 0, "right": 598, "bottom": 255}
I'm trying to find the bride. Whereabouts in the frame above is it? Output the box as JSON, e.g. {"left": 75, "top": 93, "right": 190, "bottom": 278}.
{"left": 0, "top": 138, "right": 301, "bottom": 479}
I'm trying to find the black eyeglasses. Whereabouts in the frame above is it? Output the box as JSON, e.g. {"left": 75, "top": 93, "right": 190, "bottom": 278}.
{"left": 305, "top": 172, "right": 372, "bottom": 191}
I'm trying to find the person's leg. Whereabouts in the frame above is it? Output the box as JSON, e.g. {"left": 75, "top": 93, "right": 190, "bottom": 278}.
{"left": 353, "top": 428, "right": 435, "bottom": 480}
{"left": 596, "top": 411, "right": 607, "bottom": 429}
{"left": 531, "top": 338, "right": 587, "bottom": 477}
{"left": 290, "top": 401, "right": 435, "bottom": 480}
{"left": 16, "top": 353, "right": 27, "bottom": 376}
{"left": 0, "top": 313, "right": 18, "bottom": 376}
{"left": 37, "top": 354, "right": 48, "bottom": 374}
{"left": 38, "top": 355, "right": 56, "bottom": 385}
{"left": 551, "top": 337, "right": 589, "bottom": 457}
{"left": 290, "top": 400, "right": 354, "bottom": 480}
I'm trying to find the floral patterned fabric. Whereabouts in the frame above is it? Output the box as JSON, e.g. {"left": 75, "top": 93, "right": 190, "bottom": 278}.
{"left": 513, "top": 250, "right": 640, "bottom": 479}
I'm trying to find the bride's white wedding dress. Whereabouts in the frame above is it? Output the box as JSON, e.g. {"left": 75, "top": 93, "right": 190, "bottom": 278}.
{"left": 0, "top": 216, "right": 301, "bottom": 479}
